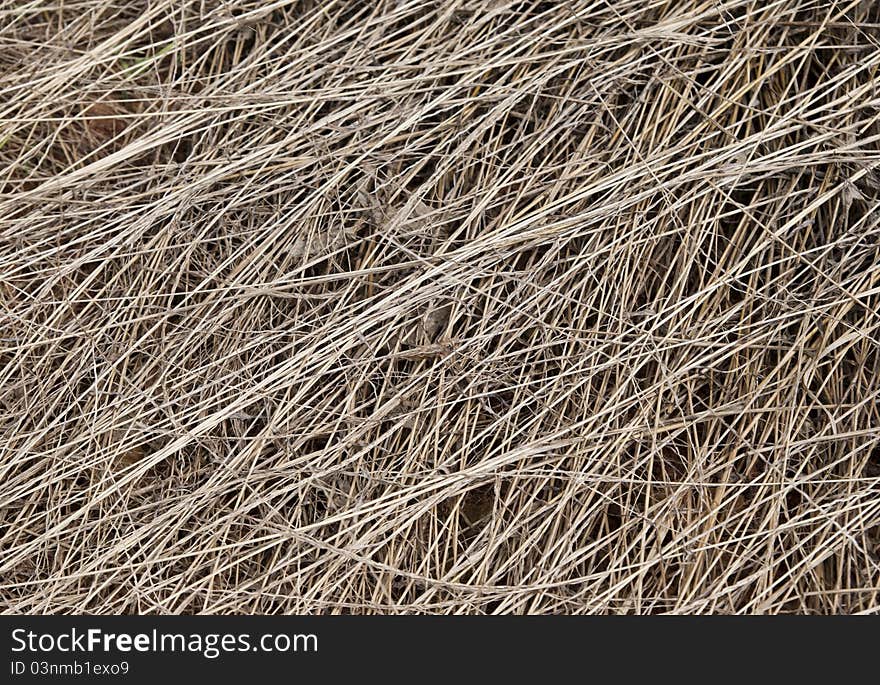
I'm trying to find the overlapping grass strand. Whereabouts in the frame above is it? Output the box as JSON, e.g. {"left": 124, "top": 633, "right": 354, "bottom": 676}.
{"left": 1, "top": 0, "right": 879, "bottom": 614}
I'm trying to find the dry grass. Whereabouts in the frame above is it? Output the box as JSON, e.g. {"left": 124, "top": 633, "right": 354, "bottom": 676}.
{"left": 1, "top": 0, "right": 879, "bottom": 614}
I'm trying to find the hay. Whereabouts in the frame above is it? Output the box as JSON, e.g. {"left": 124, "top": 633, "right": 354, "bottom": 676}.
{"left": 1, "top": 0, "right": 879, "bottom": 614}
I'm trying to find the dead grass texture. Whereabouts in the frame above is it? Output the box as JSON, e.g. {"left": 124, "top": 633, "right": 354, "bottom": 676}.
{"left": 1, "top": 0, "right": 880, "bottom": 614}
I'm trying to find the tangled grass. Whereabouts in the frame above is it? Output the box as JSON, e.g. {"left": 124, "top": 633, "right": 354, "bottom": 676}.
{"left": 1, "top": 0, "right": 879, "bottom": 614}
